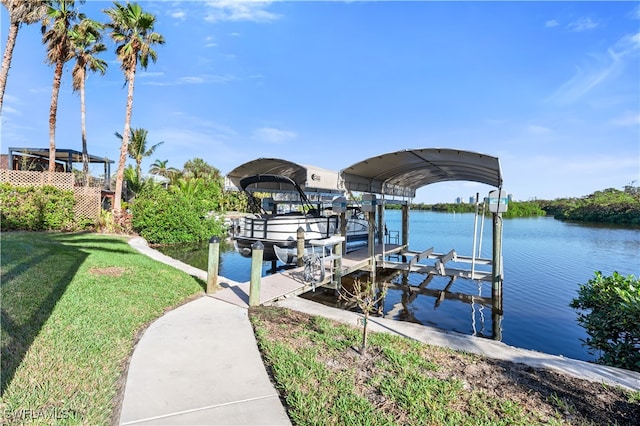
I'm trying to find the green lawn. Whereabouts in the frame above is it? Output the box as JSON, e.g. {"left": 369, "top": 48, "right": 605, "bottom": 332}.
{"left": 1, "top": 232, "right": 203, "bottom": 424}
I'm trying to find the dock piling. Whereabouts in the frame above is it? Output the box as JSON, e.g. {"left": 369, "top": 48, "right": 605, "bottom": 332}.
{"left": 206, "top": 236, "right": 220, "bottom": 294}
{"left": 333, "top": 235, "right": 343, "bottom": 290}
{"left": 249, "top": 241, "right": 264, "bottom": 306}
{"left": 491, "top": 213, "right": 504, "bottom": 313}
{"left": 296, "top": 227, "right": 305, "bottom": 267}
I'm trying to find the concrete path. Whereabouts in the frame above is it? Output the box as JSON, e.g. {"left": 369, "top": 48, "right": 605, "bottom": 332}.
{"left": 118, "top": 296, "right": 291, "bottom": 425}
{"left": 119, "top": 236, "right": 639, "bottom": 426}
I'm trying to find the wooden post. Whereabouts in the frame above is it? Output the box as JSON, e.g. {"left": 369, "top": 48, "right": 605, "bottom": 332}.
{"left": 401, "top": 203, "right": 409, "bottom": 248}
{"left": 206, "top": 236, "right": 220, "bottom": 294}
{"left": 333, "top": 236, "right": 343, "bottom": 291}
{"left": 296, "top": 226, "right": 305, "bottom": 267}
{"left": 401, "top": 203, "right": 409, "bottom": 262}
{"left": 491, "top": 212, "right": 503, "bottom": 314}
{"left": 368, "top": 211, "right": 376, "bottom": 285}
{"left": 249, "top": 241, "right": 264, "bottom": 307}
{"left": 492, "top": 307, "right": 503, "bottom": 340}
{"left": 377, "top": 204, "right": 385, "bottom": 244}
{"left": 340, "top": 211, "right": 347, "bottom": 254}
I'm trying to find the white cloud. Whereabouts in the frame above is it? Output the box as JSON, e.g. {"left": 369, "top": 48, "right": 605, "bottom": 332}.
{"left": 179, "top": 76, "right": 206, "bottom": 84}
{"left": 139, "top": 71, "right": 165, "bottom": 78}
{"left": 526, "top": 125, "right": 552, "bottom": 134}
{"left": 547, "top": 32, "right": 639, "bottom": 104}
{"left": 568, "top": 17, "right": 599, "bottom": 32}
{"left": 253, "top": 127, "right": 297, "bottom": 144}
{"left": 545, "top": 19, "right": 559, "bottom": 28}
{"left": 203, "top": 0, "right": 280, "bottom": 23}
{"left": 204, "top": 36, "right": 217, "bottom": 48}
{"left": 169, "top": 9, "right": 186, "bottom": 21}
{"left": 609, "top": 112, "right": 640, "bottom": 127}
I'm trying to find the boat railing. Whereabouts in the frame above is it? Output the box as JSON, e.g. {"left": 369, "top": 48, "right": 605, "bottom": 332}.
{"left": 241, "top": 215, "right": 339, "bottom": 240}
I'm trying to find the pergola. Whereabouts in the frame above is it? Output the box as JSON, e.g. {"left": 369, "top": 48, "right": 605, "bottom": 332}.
{"left": 7, "top": 147, "right": 114, "bottom": 188}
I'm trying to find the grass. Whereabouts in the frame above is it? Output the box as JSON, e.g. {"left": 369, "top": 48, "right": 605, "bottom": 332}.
{"left": 1, "top": 231, "right": 203, "bottom": 425}
{"left": 250, "top": 306, "right": 563, "bottom": 426}
{"left": 250, "top": 306, "right": 640, "bottom": 426}
{"left": 2, "top": 232, "right": 638, "bottom": 425}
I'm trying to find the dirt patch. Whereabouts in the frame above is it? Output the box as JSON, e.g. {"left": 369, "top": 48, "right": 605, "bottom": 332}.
{"left": 88, "top": 267, "right": 128, "bottom": 277}
{"left": 252, "top": 307, "right": 639, "bottom": 425}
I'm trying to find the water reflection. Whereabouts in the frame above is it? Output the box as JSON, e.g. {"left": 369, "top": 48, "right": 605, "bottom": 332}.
{"left": 155, "top": 211, "right": 639, "bottom": 361}
{"left": 302, "top": 268, "right": 504, "bottom": 341}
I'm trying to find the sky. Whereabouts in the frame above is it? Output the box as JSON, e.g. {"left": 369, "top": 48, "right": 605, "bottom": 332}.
{"left": 1, "top": 0, "right": 639, "bottom": 203}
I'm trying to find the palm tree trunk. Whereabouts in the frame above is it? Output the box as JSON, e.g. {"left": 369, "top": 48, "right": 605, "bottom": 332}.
{"left": 80, "top": 69, "right": 89, "bottom": 186}
{"left": 48, "top": 59, "right": 64, "bottom": 174}
{"left": 0, "top": 21, "right": 20, "bottom": 115}
{"left": 114, "top": 68, "right": 136, "bottom": 212}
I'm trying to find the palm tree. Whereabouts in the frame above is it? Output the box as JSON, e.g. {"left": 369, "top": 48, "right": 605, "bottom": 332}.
{"left": 149, "top": 158, "right": 179, "bottom": 179}
{"left": 70, "top": 17, "right": 107, "bottom": 186}
{"left": 183, "top": 157, "right": 221, "bottom": 182}
{"left": 0, "top": 0, "right": 48, "bottom": 114}
{"left": 104, "top": 1, "right": 164, "bottom": 213}
{"left": 115, "top": 127, "right": 164, "bottom": 179}
{"left": 41, "top": 0, "right": 83, "bottom": 173}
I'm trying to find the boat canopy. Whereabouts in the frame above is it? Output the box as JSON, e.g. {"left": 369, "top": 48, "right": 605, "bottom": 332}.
{"left": 227, "top": 158, "right": 343, "bottom": 195}
{"left": 226, "top": 148, "right": 503, "bottom": 200}
{"left": 341, "top": 148, "right": 503, "bottom": 198}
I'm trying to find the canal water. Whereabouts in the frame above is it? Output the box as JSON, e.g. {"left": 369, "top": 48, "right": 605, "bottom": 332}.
{"left": 156, "top": 210, "right": 640, "bottom": 362}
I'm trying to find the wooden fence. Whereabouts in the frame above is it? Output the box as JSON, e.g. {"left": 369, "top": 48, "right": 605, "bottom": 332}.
{"left": 0, "top": 170, "right": 101, "bottom": 220}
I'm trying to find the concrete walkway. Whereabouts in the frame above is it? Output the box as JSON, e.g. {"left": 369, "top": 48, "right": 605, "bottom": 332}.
{"left": 118, "top": 296, "right": 290, "bottom": 425}
{"left": 119, "top": 237, "right": 640, "bottom": 425}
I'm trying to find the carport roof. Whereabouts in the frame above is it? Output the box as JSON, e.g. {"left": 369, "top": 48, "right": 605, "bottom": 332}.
{"left": 341, "top": 148, "right": 503, "bottom": 198}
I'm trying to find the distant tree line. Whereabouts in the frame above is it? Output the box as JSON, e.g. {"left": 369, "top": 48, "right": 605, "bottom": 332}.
{"left": 385, "top": 185, "right": 640, "bottom": 225}
{"left": 540, "top": 185, "right": 640, "bottom": 226}
{"left": 385, "top": 200, "right": 545, "bottom": 218}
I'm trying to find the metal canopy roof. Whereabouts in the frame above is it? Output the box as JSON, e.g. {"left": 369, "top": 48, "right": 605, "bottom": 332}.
{"left": 226, "top": 158, "right": 343, "bottom": 194}
{"left": 341, "top": 148, "right": 503, "bottom": 198}
{"left": 8, "top": 147, "right": 114, "bottom": 164}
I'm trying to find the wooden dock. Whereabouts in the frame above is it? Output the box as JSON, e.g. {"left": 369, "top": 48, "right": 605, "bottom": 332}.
{"left": 211, "top": 244, "right": 400, "bottom": 307}
{"left": 210, "top": 242, "right": 492, "bottom": 308}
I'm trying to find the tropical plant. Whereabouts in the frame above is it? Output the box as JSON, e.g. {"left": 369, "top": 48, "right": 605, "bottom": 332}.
{"left": 0, "top": 183, "right": 76, "bottom": 231}
{"left": 123, "top": 164, "right": 149, "bottom": 199}
{"left": 115, "top": 127, "right": 164, "bottom": 179}
{"left": 171, "top": 177, "right": 204, "bottom": 199}
{"left": 0, "top": 0, "right": 48, "bottom": 114}
{"left": 104, "top": 1, "right": 164, "bottom": 213}
{"left": 149, "top": 158, "right": 179, "bottom": 179}
{"left": 130, "top": 184, "right": 225, "bottom": 244}
{"left": 41, "top": 0, "right": 83, "bottom": 173}
{"left": 183, "top": 157, "right": 221, "bottom": 182}
{"left": 70, "top": 17, "right": 107, "bottom": 186}
{"left": 571, "top": 271, "right": 640, "bottom": 372}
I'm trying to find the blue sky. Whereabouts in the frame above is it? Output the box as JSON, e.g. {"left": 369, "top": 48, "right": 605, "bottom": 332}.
{"left": 2, "top": 0, "right": 639, "bottom": 203}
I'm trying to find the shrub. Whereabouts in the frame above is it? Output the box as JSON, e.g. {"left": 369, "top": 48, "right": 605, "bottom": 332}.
{"left": 570, "top": 271, "right": 640, "bottom": 372}
{"left": 130, "top": 184, "right": 225, "bottom": 244}
{"left": 0, "top": 183, "right": 76, "bottom": 231}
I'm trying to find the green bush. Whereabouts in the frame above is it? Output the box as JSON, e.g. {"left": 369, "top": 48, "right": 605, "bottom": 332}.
{"left": 570, "top": 271, "right": 640, "bottom": 372}
{"left": 0, "top": 183, "right": 76, "bottom": 231}
{"left": 130, "top": 184, "right": 225, "bottom": 244}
